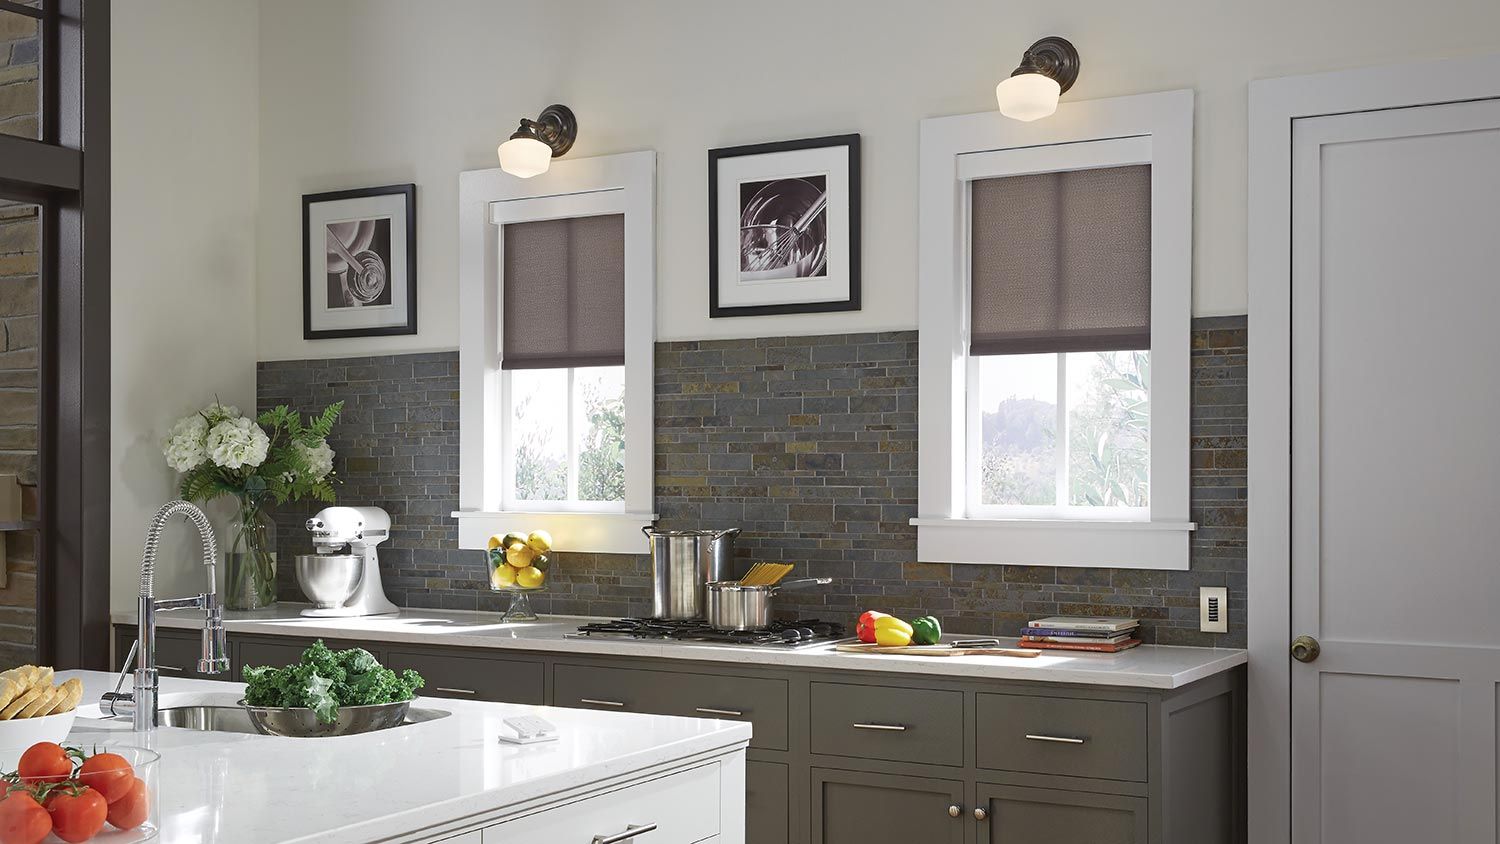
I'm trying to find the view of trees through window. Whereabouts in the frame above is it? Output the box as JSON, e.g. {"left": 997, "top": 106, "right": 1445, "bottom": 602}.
{"left": 975, "top": 350, "right": 1149, "bottom": 509}
{"left": 510, "top": 366, "right": 625, "bottom": 504}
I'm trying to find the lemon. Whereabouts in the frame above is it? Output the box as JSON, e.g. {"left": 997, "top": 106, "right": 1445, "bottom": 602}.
{"left": 487, "top": 534, "right": 504, "bottom": 551}
{"left": 526, "top": 529, "right": 553, "bottom": 553}
{"left": 516, "top": 565, "right": 545, "bottom": 589}
{"left": 505, "top": 544, "right": 536, "bottom": 569}
{"left": 490, "top": 564, "right": 518, "bottom": 589}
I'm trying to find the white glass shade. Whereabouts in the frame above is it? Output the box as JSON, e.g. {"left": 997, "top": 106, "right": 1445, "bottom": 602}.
{"left": 498, "top": 136, "right": 553, "bottom": 178}
{"left": 995, "top": 72, "right": 1061, "bottom": 122}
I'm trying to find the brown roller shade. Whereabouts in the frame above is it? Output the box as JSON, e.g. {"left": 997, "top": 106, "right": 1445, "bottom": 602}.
{"left": 502, "top": 214, "right": 626, "bottom": 370}
{"left": 969, "top": 164, "right": 1151, "bottom": 356}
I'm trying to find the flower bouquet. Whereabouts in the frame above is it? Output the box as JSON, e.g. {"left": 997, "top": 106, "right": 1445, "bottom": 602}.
{"left": 162, "top": 401, "right": 344, "bottom": 610}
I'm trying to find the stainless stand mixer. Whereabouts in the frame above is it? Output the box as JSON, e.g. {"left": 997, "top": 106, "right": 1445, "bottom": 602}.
{"left": 294, "top": 506, "right": 400, "bottom": 617}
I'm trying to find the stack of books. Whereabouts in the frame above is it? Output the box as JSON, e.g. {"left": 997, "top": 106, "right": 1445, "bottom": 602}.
{"left": 1020, "top": 616, "right": 1142, "bottom": 653}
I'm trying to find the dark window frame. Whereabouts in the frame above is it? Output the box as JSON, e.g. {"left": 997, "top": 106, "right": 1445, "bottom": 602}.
{"left": 0, "top": 0, "right": 111, "bottom": 669}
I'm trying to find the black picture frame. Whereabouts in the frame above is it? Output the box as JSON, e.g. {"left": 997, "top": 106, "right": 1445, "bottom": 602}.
{"left": 708, "top": 134, "right": 861, "bottom": 318}
{"left": 302, "top": 183, "right": 418, "bottom": 339}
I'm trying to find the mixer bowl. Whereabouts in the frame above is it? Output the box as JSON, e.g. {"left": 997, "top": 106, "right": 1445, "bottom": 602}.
{"left": 295, "top": 554, "right": 363, "bottom": 609}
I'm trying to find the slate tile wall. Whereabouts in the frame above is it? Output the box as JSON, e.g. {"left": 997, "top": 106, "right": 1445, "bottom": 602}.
{"left": 257, "top": 315, "right": 1246, "bottom": 647}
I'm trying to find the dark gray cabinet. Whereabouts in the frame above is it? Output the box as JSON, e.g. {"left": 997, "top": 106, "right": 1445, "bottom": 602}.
{"left": 110, "top": 623, "right": 1245, "bottom": 844}
{"left": 747, "top": 760, "right": 790, "bottom": 844}
{"left": 812, "top": 768, "right": 964, "bottom": 844}
{"left": 384, "top": 648, "right": 544, "bottom": 705}
{"left": 978, "top": 784, "right": 1147, "bottom": 843}
{"left": 112, "top": 627, "right": 216, "bottom": 680}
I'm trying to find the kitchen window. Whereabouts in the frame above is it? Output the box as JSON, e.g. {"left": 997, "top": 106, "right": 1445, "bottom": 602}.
{"left": 456, "top": 152, "right": 656, "bottom": 553}
{"left": 915, "top": 91, "right": 1195, "bottom": 569}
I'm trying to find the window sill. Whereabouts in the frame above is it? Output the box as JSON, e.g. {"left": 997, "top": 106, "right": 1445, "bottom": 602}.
{"left": 453, "top": 510, "right": 657, "bottom": 555}
{"left": 910, "top": 517, "right": 1195, "bottom": 570}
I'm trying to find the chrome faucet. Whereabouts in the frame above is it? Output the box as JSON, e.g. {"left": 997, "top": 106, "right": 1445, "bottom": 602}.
{"left": 102, "top": 500, "right": 230, "bottom": 730}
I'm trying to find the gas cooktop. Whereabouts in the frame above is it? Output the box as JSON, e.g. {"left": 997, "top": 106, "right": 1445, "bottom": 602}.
{"left": 570, "top": 617, "right": 847, "bottom": 649}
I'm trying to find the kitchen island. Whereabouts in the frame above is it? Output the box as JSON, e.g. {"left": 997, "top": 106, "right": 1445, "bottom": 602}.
{"left": 62, "top": 670, "right": 750, "bottom": 844}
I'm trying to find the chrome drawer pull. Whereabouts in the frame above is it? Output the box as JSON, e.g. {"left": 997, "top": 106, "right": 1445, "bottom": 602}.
{"left": 434, "top": 687, "right": 475, "bottom": 695}
{"left": 694, "top": 707, "right": 744, "bottom": 717}
{"left": 852, "top": 722, "right": 908, "bottom": 732}
{"left": 592, "top": 822, "right": 657, "bottom": 843}
{"left": 580, "top": 698, "right": 626, "bottom": 707}
{"left": 1025, "top": 733, "right": 1086, "bottom": 744}
{"left": 157, "top": 665, "right": 182, "bottom": 673}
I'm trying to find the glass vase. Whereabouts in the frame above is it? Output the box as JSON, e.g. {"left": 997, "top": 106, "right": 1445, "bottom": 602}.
{"left": 226, "top": 496, "right": 278, "bottom": 610}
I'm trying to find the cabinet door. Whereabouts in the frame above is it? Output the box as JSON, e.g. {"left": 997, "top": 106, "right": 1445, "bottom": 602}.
{"left": 384, "top": 648, "right": 543, "bottom": 704}
{"left": 114, "top": 626, "right": 221, "bottom": 681}
{"left": 747, "top": 760, "right": 788, "bottom": 844}
{"left": 811, "top": 768, "right": 963, "bottom": 844}
{"left": 235, "top": 636, "right": 387, "bottom": 675}
{"left": 977, "top": 784, "right": 1147, "bottom": 844}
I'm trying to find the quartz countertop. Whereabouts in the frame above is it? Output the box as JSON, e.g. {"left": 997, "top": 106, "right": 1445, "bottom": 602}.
{"left": 114, "top": 605, "right": 1246, "bottom": 690}
{"left": 53, "top": 670, "right": 749, "bottom": 844}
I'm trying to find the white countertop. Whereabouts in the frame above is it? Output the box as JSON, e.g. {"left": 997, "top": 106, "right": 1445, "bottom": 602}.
{"left": 115, "top": 605, "right": 1246, "bottom": 690}
{"left": 51, "top": 670, "right": 749, "bottom": 844}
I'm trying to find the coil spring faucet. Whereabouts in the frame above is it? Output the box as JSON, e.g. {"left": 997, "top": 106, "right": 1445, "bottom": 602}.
{"left": 101, "top": 500, "right": 230, "bottom": 731}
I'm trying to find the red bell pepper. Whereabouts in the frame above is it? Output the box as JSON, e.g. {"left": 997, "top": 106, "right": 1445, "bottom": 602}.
{"left": 857, "top": 610, "right": 889, "bottom": 644}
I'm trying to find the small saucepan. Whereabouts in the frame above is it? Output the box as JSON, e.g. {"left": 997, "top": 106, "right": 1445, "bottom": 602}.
{"left": 704, "top": 577, "right": 832, "bottom": 631}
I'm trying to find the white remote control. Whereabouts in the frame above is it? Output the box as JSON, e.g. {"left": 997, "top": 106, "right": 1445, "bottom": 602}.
{"left": 499, "top": 714, "right": 558, "bottom": 745}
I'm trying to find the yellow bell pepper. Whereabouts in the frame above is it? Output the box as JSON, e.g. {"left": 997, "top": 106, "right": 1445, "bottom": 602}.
{"left": 872, "top": 616, "right": 914, "bottom": 647}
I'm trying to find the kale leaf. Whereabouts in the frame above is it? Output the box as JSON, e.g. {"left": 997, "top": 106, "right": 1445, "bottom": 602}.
{"left": 241, "top": 639, "right": 424, "bottom": 724}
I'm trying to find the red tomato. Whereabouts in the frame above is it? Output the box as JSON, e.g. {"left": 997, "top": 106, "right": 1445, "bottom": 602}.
{"left": 15, "top": 743, "right": 70, "bottom": 785}
{"left": 77, "top": 753, "right": 134, "bottom": 804}
{"left": 105, "top": 778, "right": 148, "bottom": 832}
{"left": 0, "top": 792, "right": 51, "bottom": 844}
{"left": 43, "top": 787, "right": 106, "bottom": 844}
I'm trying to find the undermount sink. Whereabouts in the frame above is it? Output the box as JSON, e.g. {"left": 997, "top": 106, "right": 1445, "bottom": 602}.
{"left": 156, "top": 704, "right": 451, "bottom": 736}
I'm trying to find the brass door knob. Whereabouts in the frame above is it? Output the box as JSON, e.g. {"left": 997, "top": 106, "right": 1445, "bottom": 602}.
{"left": 974, "top": 807, "right": 988, "bottom": 821}
{"left": 947, "top": 805, "right": 961, "bottom": 818}
{"left": 1291, "top": 635, "right": 1321, "bottom": 663}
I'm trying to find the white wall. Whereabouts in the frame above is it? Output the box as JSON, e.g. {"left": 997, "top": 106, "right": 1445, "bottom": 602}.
{"left": 111, "top": 0, "right": 260, "bottom": 611}
{"left": 254, "top": 0, "right": 1500, "bottom": 359}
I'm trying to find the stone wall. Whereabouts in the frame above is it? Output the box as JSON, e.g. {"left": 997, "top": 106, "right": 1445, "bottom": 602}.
{"left": 258, "top": 316, "right": 1246, "bottom": 648}
{"left": 0, "top": 10, "right": 41, "bottom": 669}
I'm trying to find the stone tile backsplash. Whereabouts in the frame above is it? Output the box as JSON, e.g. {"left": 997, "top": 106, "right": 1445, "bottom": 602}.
{"left": 258, "top": 315, "right": 1246, "bottom": 647}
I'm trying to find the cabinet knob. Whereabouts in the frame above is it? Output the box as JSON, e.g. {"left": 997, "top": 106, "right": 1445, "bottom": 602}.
{"left": 974, "top": 807, "right": 988, "bottom": 821}
{"left": 947, "top": 804, "right": 961, "bottom": 818}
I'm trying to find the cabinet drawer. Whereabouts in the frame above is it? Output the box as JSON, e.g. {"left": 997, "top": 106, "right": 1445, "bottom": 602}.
{"left": 976, "top": 693, "right": 1147, "bottom": 782}
{"left": 746, "top": 761, "right": 788, "bottom": 844}
{"left": 554, "top": 664, "right": 661, "bottom": 712}
{"left": 652, "top": 672, "right": 788, "bottom": 751}
{"left": 809, "top": 682, "right": 964, "bottom": 767}
{"left": 482, "top": 762, "right": 720, "bottom": 843}
{"left": 385, "top": 649, "right": 543, "bottom": 705}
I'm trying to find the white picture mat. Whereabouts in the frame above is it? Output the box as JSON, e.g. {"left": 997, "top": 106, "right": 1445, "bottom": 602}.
{"left": 307, "top": 193, "right": 410, "bottom": 331}
{"left": 715, "top": 145, "right": 850, "bottom": 308}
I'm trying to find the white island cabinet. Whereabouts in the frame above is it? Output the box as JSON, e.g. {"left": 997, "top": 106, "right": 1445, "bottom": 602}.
{"left": 62, "top": 670, "right": 749, "bottom": 844}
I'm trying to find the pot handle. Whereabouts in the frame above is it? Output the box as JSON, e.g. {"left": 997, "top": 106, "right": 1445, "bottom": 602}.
{"left": 642, "top": 525, "right": 656, "bottom": 538}
{"left": 769, "top": 577, "right": 832, "bottom": 594}
{"left": 712, "top": 527, "right": 741, "bottom": 540}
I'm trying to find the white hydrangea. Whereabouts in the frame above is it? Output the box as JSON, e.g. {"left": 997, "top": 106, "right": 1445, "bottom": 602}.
{"left": 294, "top": 438, "right": 335, "bottom": 482}
{"left": 202, "top": 402, "right": 240, "bottom": 425}
{"left": 162, "top": 414, "right": 209, "bottom": 472}
{"left": 205, "top": 417, "right": 270, "bottom": 470}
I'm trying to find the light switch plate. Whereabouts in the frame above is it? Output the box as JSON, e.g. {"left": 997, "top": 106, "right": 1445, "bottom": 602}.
{"left": 1199, "top": 586, "right": 1228, "bottom": 633}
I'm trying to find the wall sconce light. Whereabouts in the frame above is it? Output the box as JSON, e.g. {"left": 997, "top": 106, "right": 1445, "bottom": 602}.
{"left": 995, "top": 37, "right": 1080, "bottom": 122}
{"left": 497, "top": 104, "right": 578, "bottom": 178}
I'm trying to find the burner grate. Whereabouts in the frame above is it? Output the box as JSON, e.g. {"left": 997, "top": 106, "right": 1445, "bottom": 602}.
{"left": 574, "top": 617, "right": 845, "bottom": 647}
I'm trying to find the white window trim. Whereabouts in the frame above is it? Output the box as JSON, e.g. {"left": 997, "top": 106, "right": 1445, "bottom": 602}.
{"left": 455, "top": 151, "right": 656, "bottom": 554}
{"left": 914, "top": 90, "right": 1195, "bottom": 570}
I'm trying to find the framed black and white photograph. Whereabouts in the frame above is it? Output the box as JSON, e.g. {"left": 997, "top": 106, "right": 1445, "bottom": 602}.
{"left": 303, "top": 183, "right": 417, "bottom": 339}
{"left": 708, "top": 134, "right": 860, "bottom": 318}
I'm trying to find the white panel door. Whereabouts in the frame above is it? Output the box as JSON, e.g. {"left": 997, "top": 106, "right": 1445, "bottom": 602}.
{"left": 1291, "top": 98, "right": 1500, "bottom": 843}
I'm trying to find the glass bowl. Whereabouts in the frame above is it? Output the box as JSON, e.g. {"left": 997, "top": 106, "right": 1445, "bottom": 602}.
{"left": 0, "top": 744, "right": 159, "bottom": 843}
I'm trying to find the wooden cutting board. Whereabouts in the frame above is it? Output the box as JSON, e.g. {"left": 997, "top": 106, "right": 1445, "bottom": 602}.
{"left": 835, "top": 642, "right": 1041, "bottom": 658}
